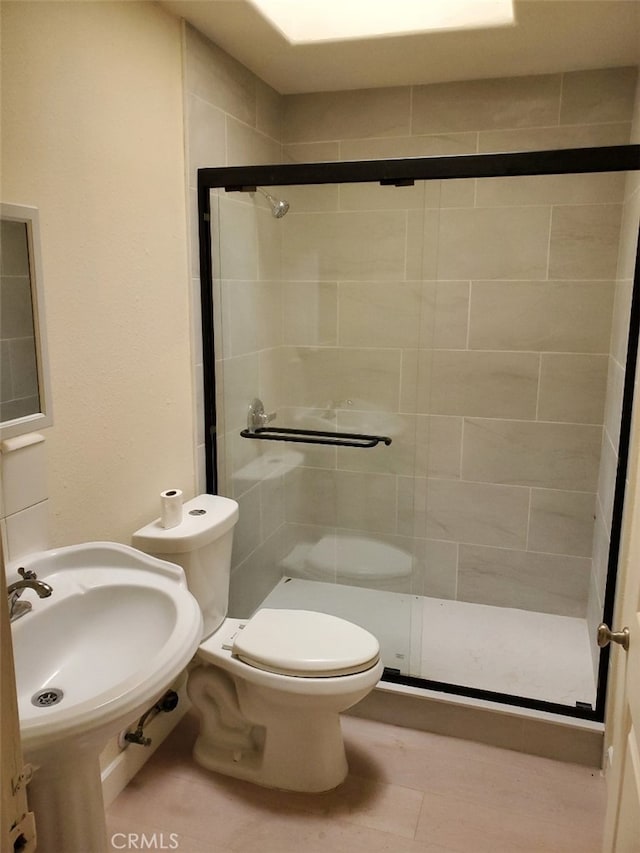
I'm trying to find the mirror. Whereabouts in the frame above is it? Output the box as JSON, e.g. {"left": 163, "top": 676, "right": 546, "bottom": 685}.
{"left": 0, "top": 203, "right": 52, "bottom": 439}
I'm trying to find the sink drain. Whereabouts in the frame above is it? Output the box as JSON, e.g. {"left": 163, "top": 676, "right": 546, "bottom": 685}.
{"left": 31, "top": 688, "right": 64, "bottom": 707}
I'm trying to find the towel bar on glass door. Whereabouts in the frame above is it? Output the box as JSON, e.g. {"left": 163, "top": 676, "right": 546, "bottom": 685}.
{"left": 239, "top": 426, "right": 392, "bottom": 449}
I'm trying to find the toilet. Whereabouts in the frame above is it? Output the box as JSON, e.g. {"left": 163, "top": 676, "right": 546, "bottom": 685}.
{"left": 132, "top": 493, "right": 383, "bottom": 792}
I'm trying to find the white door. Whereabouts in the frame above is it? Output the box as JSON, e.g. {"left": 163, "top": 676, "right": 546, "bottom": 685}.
{"left": 602, "top": 417, "right": 640, "bottom": 850}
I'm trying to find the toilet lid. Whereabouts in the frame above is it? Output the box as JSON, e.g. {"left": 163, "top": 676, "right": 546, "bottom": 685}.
{"left": 232, "top": 608, "right": 380, "bottom": 677}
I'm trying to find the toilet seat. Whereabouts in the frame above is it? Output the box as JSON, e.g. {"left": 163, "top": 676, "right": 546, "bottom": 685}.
{"left": 231, "top": 608, "right": 380, "bottom": 678}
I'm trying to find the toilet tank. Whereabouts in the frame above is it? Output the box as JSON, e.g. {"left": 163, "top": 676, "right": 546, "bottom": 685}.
{"left": 132, "top": 494, "right": 239, "bottom": 639}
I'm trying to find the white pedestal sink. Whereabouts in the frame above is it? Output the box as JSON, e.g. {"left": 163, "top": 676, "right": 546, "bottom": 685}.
{"left": 8, "top": 542, "right": 203, "bottom": 853}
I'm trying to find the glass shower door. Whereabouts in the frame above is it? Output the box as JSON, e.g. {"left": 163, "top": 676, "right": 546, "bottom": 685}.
{"left": 209, "top": 163, "right": 634, "bottom": 711}
{"left": 212, "top": 179, "right": 434, "bottom": 676}
{"left": 411, "top": 169, "right": 630, "bottom": 711}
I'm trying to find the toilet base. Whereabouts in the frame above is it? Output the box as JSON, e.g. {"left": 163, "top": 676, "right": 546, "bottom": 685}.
{"left": 192, "top": 711, "right": 348, "bottom": 792}
{"left": 187, "top": 663, "right": 352, "bottom": 792}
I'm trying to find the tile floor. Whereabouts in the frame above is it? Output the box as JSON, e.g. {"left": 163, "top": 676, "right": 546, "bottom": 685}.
{"left": 106, "top": 710, "right": 606, "bottom": 852}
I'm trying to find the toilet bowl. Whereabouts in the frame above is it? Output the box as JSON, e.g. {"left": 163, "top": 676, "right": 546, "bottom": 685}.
{"left": 132, "top": 494, "right": 382, "bottom": 792}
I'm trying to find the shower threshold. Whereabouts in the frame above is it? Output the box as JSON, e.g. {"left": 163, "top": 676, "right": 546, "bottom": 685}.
{"left": 260, "top": 577, "right": 596, "bottom": 710}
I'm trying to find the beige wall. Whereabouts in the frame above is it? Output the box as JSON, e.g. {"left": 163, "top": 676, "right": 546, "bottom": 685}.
{"left": 1, "top": 1, "right": 194, "bottom": 546}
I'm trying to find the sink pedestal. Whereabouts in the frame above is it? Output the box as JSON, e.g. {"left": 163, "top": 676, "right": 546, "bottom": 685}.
{"left": 28, "top": 745, "right": 108, "bottom": 853}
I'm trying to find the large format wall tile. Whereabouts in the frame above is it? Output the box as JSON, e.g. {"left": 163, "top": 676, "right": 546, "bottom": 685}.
{"left": 217, "top": 197, "right": 259, "bottom": 279}
{"left": 420, "top": 478, "right": 530, "bottom": 549}
{"left": 185, "top": 24, "right": 257, "bottom": 126}
{"left": 226, "top": 115, "right": 281, "bottom": 166}
{"left": 610, "top": 278, "right": 634, "bottom": 366}
{"left": 338, "top": 281, "right": 422, "bottom": 348}
{"left": 339, "top": 181, "right": 426, "bottom": 211}
{"left": 283, "top": 141, "right": 340, "bottom": 163}
{"left": 186, "top": 94, "right": 226, "bottom": 187}
{"left": 255, "top": 77, "right": 283, "bottom": 141}
{"left": 596, "top": 431, "right": 618, "bottom": 532}
{"left": 603, "top": 357, "right": 625, "bottom": 453}
{"left": 231, "top": 484, "right": 263, "bottom": 567}
{"left": 549, "top": 205, "right": 623, "bottom": 280}
{"left": 280, "top": 346, "right": 402, "bottom": 412}
{"left": 476, "top": 173, "right": 625, "bottom": 208}
{"left": 340, "top": 132, "right": 477, "bottom": 160}
{"left": 334, "top": 411, "right": 462, "bottom": 479}
{"left": 334, "top": 469, "right": 399, "bottom": 534}
{"left": 220, "top": 353, "right": 260, "bottom": 431}
{"left": 283, "top": 87, "right": 411, "bottom": 143}
{"left": 469, "top": 281, "right": 614, "bottom": 353}
{"left": 336, "top": 410, "right": 419, "bottom": 477}
{"left": 413, "top": 538, "right": 459, "bottom": 599}
{"left": 284, "top": 466, "right": 397, "bottom": 534}
{"left": 537, "top": 354, "right": 608, "bottom": 424}
{"left": 284, "top": 467, "right": 338, "bottom": 527}
{"left": 412, "top": 74, "right": 562, "bottom": 134}
{"left": 559, "top": 67, "right": 638, "bottom": 126}
{"left": 478, "top": 122, "right": 632, "bottom": 153}
{"left": 528, "top": 489, "right": 596, "bottom": 558}
{"left": 219, "top": 280, "right": 282, "bottom": 357}
{"left": 458, "top": 545, "right": 590, "bottom": 616}
{"left": 281, "top": 211, "right": 408, "bottom": 281}
{"left": 421, "top": 282, "right": 470, "bottom": 349}
{"left": 436, "top": 207, "right": 551, "bottom": 280}
{"left": 462, "top": 418, "right": 602, "bottom": 491}
{"left": 339, "top": 179, "right": 474, "bottom": 211}
{"left": 408, "top": 350, "right": 540, "bottom": 419}
{"left": 282, "top": 282, "right": 337, "bottom": 346}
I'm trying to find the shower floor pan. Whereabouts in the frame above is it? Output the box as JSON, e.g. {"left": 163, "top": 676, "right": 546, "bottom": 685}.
{"left": 260, "top": 577, "right": 596, "bottom": 710}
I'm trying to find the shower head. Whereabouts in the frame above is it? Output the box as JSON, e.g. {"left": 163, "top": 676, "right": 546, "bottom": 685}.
{"left": 256, "top": 186, "right": 290, "bottom": 218}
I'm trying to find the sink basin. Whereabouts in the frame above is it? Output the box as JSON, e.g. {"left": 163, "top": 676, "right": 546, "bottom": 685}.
{"left": 8, "top": 541, "right": 203, "bottom": 853}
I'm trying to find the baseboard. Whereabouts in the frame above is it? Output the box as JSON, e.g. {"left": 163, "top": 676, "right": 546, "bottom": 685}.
{"left": 348, "top": 681, "right": 605, "bottom": 768}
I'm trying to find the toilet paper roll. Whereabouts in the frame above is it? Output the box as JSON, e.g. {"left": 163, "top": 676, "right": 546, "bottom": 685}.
{"left": 160, "top": 489, "right": 183, "bottom": 529}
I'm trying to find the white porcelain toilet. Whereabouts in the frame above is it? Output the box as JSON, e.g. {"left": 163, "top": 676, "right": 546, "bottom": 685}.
{"left": 132, "top": 493, "right": 383, "bottom": 792}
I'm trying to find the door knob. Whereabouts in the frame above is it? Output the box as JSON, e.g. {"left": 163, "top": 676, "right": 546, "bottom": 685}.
{"left": 597, "top": 623, "right": 630, "bottom": 651}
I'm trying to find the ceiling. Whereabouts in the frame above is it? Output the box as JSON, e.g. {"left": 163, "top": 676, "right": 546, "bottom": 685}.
{"left": 161, "top": 0, "right": 640, "bottom": 95}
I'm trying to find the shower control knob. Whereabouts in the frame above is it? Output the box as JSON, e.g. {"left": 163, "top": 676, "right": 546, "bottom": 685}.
{"left": 597, "top": 623, "right": 630, "bottom": 651}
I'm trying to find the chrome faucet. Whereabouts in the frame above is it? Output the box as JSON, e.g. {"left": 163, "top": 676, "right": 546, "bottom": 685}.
{"left": 7, "top": 567, "right": 53, "bottom": 622}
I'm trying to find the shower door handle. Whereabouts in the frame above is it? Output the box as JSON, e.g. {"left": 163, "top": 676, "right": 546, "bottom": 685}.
{"left": 597, "top": 623, "right": 630, "bottom": 651}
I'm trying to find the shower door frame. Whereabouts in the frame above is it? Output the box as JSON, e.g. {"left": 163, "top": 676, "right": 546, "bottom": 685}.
{"left": 198, "top": 144, "right": 640, "bottom": 722}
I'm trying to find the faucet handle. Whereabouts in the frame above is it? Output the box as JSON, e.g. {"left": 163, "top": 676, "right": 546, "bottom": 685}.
{"left": 18, "top": 567, "right": 37, "bottom": 581}
{"left": 247, "top": 398, "right": 277, "bottom": 432}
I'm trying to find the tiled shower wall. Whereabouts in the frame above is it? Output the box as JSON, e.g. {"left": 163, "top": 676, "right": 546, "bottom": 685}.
{"left": 275, "top": 66, "right": 638, "bottom": 622}
{"left": 183, "top": 25, "right": 639, "bottom": 623}
{"left": 271, "top": 170, "right": 624, "bottom": 621}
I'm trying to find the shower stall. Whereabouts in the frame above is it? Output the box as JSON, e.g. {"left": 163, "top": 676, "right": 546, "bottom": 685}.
{"left": 198, "top": 145, "right": 640, "bottom": 722}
